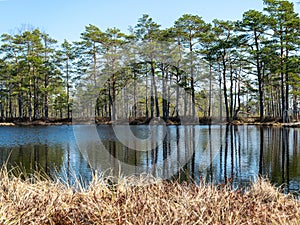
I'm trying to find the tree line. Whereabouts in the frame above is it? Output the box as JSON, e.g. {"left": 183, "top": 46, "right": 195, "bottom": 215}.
{"left": 0, "top": 0, "right": 300, "bottom": 123}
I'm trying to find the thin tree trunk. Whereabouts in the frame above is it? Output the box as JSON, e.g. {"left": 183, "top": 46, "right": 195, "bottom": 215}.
{"left": 222, "top": 56, "right": 229, "bottom": 122}
{"left": 188, "top": 35, "right": 195, "bottom": 118}
{"left": 175, "top": 67, "right": 180, "bottom": 118}
{"left": 208, "top": 63, "right": 212, "bottom": 118}
{"left": 44, "top": 37, "right": 49, "bottom": 121}
{"left": 293, "top": 92, "right": 298, "bottom": 121}
{"left": 150, "top": 66, "right": 154, "bottom": 119}
{"left": 233, "top": 73, "right": 241, "bottom": 119}
{"left": 280, "top": 30, "right": 285, "bottom": 122}
{"left": 108, "top": 80, "right": 112, "bottom": 120}
{"left": 133, "top": 70, "right": 137, "bottom": 118}
{"left": 285, "top": 48, "right": 289, "bottom": 122}
{"left": 254, "top": 30, "right": 264, "bottom": 121}
{"left": 66, "top": 60, "right": 70, "bottom": 120}
{"left": 28, "top": 74, "right": 33, "bottom": 121}
{"left": 0, "top": 101, "right": 3, "bottom": 121}
{"left": 167, "top": 69, "right": 171, "bottom": 121}
{"left": 9, "top": 91, "right": 13, "bottom": 119}
{"left": 145, "top": 73, "right": 149, "bottom": 118}
{"left": 161, "top": 65, "right": 167, "bottom": 121}
{"left": 18, "top": 90, "right": 23, "bottom": 120}
{"left": 219, "top": 65, "right": 223, "bottom": 122}
{"left": 44, "top": 72, "right": 49, "bottom": 120}
{"left": 111, "top": 74, "right": 116, "bottom": 121}
{"left": 93, "top": 41, "right": 97, "bottom": 86}
{"left": 229, "top": 64, "right": 234, "bottom": 119}
{"left": 150, "top": 61, "right": 159, "bottom": 118}
{"left": 34, "top": 72, "right": 39, "bottom": 120}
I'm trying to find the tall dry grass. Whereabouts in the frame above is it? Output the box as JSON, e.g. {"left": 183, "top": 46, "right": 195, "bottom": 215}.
{"left": 0, "top": 168, "right": 299, "bottom": 225}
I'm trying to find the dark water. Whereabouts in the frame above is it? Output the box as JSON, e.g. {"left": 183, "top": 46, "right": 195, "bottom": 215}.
{"left": 0, "top": 125, "right": 299, "bottom": 192}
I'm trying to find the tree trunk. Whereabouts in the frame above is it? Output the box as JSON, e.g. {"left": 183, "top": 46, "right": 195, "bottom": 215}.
{"left": 219, "top": 66, "right": 223, "bottom": 122}
{"left": 208, "top": 63, "right": 212, "bottom": 118}
{"left": 233, "top": 74, "right": 241, "bottom": 119}
{"left": 222, "top": 56, "right": 229, "bottom": 122}
{"left": 0, "top": 101, "right": 4, "bottom": 121}
{"left": 229, "top": 64, "right": 234, "bottom": 119}
{"left": 34, "top": 73, "right": 39, "bottom": 120}
{"left": 150, "top": 61, "right": 159, "bottom": 118}
{"left": 108, "top": 80, "right": 112, "bottom": 120}
{"left": 28, "top": 74, "right": 33, "bottom": 121}
{"left": 280, "top": 30, "right": 286, "bottom": 122}
{"left": 66, "top": 60, "right": 70, "bottom": 120}
{"left": 93, "top": 41, "right": 97, "bottom": 86}
{"left": 285, "top": 48, "right": 289, "bottom": 122}
{"left": 44, "top": 73, "right": 49, "bottom": 120}
{"left": 254, "top": 30, "right": 264, "bottom": 121}
{"left": 189, "top": 41, "right": 195, "bottom": 118}
{"left": 293, "top": 91, "right": 298, "bottom": 121}
{"left": 150, "top": 68, "right": 154, "bottom": 119}
{"left": 175, "top": 67, "right": 180, "bottom": 118}
{"left": 161, "top": 65, "right": 167, "bottom": 121}
{"left": 133, "top": 71, "right": 137, "bottom": 118}
{"left": 9, "top": 91, "right": 13, "bottom": 119}
{"left": 145, "top": 73, "right": 149, "bottom": 118}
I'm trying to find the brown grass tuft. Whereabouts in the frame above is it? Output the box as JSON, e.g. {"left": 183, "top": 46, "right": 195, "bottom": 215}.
{"left": 0, "top": 168, "right": 299, "bottom": 224}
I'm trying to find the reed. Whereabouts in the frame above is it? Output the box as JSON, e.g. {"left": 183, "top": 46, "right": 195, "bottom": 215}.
{"left": 0, "top": 168, "right": 299, "bottom": 224}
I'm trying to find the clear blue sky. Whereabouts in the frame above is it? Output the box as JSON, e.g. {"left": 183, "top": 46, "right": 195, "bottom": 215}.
{"left": 0, "top": 0, "right": 299, "bottom": 43}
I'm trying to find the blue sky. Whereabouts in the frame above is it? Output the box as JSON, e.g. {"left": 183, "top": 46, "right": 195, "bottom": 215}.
{"left": 0, "top": 0, "right": 299, "bottom": 43}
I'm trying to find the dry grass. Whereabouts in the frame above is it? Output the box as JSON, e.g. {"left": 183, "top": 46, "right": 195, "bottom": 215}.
{"left": 0, "top": 168, "right": 299, "bottom": 225}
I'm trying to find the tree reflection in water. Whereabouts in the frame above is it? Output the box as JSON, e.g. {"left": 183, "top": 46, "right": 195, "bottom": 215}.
{"left": 0, "top": 125, "right": 299, "bottom": 192}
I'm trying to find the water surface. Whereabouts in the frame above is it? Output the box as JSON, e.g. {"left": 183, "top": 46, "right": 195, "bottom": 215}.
{"left": 0, "top": 125, "right": 299, "bottom": 193}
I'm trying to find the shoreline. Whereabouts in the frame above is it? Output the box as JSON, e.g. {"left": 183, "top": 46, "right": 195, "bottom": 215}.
{"left": 1, "top": 117, "right": 300, "bottom": 127}
{"left": 1, "top": 121, "right": 300, "bottom": 127}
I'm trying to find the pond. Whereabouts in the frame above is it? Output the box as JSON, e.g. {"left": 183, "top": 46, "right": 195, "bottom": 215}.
{"left": 0, "top": 125, "right": 299, "bottom": 193}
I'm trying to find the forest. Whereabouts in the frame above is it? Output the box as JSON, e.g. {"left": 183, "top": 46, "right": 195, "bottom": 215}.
{"left": 0, "top": 0, "right": 300, "bottom": 124}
